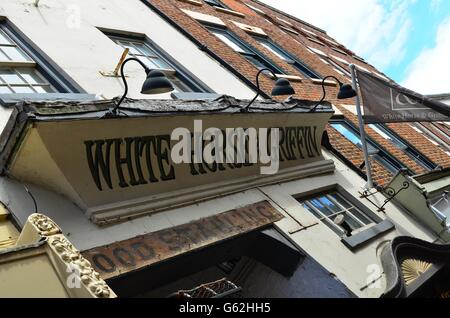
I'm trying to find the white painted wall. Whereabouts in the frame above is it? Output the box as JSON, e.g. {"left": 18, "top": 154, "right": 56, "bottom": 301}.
{"left": 260, "top": 150, "right": 437, "bottom": 298}
{"left": 0, "top": 0, "right": 255, "bottom": 101}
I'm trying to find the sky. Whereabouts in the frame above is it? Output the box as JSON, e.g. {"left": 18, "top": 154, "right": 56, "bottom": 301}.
{"left": 260, "top": 0, "right": 450, "bottom": 95}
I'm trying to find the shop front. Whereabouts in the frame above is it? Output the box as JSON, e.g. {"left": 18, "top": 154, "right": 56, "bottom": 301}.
{"left": 0, "top": 97, "right": 359, "bottom": 297}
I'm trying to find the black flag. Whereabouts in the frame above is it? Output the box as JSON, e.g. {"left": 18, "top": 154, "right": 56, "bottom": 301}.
{"left": 356, "top": 70, "right": 450, "bottom": 123}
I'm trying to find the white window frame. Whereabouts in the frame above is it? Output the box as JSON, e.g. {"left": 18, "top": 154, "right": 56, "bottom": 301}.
{"left": 107, "top": 33, "right": 210, "bottom": 94}
{"left": 0, "top": 21, "right": 84, "bottom": 100}
{"left": 301, "top": 192, "right": 377, "bottom": 237}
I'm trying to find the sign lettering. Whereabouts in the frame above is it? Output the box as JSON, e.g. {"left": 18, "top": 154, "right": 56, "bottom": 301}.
{"left": 84, "top": 126, "right": 320, "bottom": 191}
{"left": 82, "top": 201, "right": 283, "bottom": 279}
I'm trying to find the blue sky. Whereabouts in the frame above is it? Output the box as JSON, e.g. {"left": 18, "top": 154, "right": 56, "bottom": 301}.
{"left": 261, "top": 0, "right": 450, "bottom": 94}
{"left": 389, "top": 0, "right": 450, "bottom": 81}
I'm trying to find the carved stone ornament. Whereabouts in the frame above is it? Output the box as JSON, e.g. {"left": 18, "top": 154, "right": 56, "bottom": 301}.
{"left": 29, "top": 213, "right": 61, "bottom": 236}
{"left": 401, "top": 259, "right": 433, "bottom": 286}
{"left": 49, "top": 235, "right": 113, "bottom": 298}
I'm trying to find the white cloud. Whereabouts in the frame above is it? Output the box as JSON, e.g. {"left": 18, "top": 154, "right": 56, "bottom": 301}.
{"left": 260, "top": 0, "right": 414, "bottom": 70}
{"left": 431, "top": 0, "right": 442, "bottom": 11}
{"left": 402, "top": 17, "right": 450, "bottom": 94}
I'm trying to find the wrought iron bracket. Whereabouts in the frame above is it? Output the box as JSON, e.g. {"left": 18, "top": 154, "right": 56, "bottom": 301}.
{"left": 360, "top": 182, "right": 410, "bottom": 213}
{"left": 379, "top": 181, "right": 410, "bottom": 212}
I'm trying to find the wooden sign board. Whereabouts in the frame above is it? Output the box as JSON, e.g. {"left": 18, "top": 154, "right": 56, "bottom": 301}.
{"left": 7, "top": 111, "right": 331, "bottom": 223}
{"left": 82, "top": 201, "right": 283, "bottom": 279}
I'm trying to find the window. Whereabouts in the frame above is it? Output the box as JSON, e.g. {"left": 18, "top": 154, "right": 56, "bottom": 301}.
{"left": 322, "top": 56, "right": 351, "bottom": 77}
{"left": 331, "top": 122, "right": 406, "bottom": 174}
{"left": 205, "top": 26, "right": 284, "bottom": 74}
{"left": 0, "top": 68, "right": 54, "bottom": 94}
{"left": 300, "top": 192, "right": 377, "bottom": 236}
{"left": 411, "top": 122, "right": 450, "bottom": 152}
{"left": 307, "top": 47, "right": 350, "bottom": 78}
{"left": 0, "top": 23, "right": 78, "bottom": 95}
{"left": 369, "top": 124, "right": 436, "bottom": 171}
{"left": 204, "top": 0, "right": 226, "bottom": 8}
{"left": 106, "top": 33, "right": 209, "bottom": 93}
{"left": 252, "top": 36, "right": 320, "bottom": 79}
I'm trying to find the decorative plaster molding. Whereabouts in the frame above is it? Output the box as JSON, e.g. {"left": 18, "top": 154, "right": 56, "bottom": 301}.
{"left": 29, "top": 213, "right": 61, "bottom": 237}
{"left": 49, "top": 235, "right": 114, "bottom": 298}
{"left": 88, "top": 159, "right": 336, "bottom": 225}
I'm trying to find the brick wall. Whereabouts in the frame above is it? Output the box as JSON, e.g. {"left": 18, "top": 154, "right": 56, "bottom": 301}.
{"left": 145, "top": 0, "right": 450, "bottom": 186}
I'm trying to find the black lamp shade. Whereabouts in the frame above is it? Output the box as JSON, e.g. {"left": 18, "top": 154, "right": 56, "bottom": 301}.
{"left": 271, "top": 78, "right": 295, "bottom": 96}
{"left": 337, "top": 83, "right": 357, "bottom": 99}
{"left": 141, "top": 70, "right": 174, "bottom": 95}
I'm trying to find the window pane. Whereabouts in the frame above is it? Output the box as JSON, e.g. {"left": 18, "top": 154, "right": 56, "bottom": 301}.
{"left": 256, "top": 37, "right": 320, "bottom": 78}
{"left": 117, "top": 41, "right": 141, "bottom": 56}
{"left": 292, "top": 61, "right": 320, "bottom": 79}
{"left": 258, "top": 40, "right": 291, "bottom": 62}
{"left": 318, "top": 196, "right": 342, "bottom": 213}
{"left": 205, "top": 0, "right": 225, "bottom": 8}
{"left": 148, "top": 57, "right": 170, "bottom": 69}
{"left": 0, "top": 49, "right": 9, "bottom": 61}
{"left": 212, "top": 31, "right": 248, "bottom": 53}
{"left": 302, "top": 203, "right": 322, "bottom": 219}
{"left": 0, "top": 31, "right": 11, "bottom": 45}
{"left": 347, "top": 208, "right": 372, "bottom": 225}
{"left": 134, "top": 43, "right": 159, "bottom": 58}
{"left": 244, "top": 55, "right": 276, "bottom": 72}
{"left": 118, "top": 40, "right": 170, "bottom": 70}
{"left": 373, "top": 154, "right": 400, "bottom": 173}
{"left": 330, "top": 193, "right": 352, "bottom": 209}
{"left": 0, "top": 86, "right": 12, "bottom": 93}
{"left": 0, "top": 69, "right": 25, "bottom": 84}
{"left": 11, "top": 85, "right": 35, "bottom": 93}
{"left": 107, "top": 34, "right": 202, "bottom": 94}
{"left": 136, "top": 56, "right": 164, "bottom": 70}
{"left": 369, "top": 124, "right": 406, "bottom": 149}
{"left": 327, "top": 58, "right": 351, "bottom": 76}
{"left": 1, "top": 46, "right": 29, "bottom": 62}
{"left": 323, "top": 218, "right": 345, "bottom": 236}
{"left": 33, "top": 85, "right": 54, "bottom": 93}
{"left": 331, "top": 123, "right": 378, "bottom": 154}
{"left": 341, "top": 213, "right": 363, "bottom": 230}
{"left": 18, "top": 69, "right": 46, "bottom": 84}
{"left": 308, "top": 198, "right": 334, "bottom": 216}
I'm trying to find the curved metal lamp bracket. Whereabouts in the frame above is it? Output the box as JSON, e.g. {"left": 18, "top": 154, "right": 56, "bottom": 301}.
{"left": 109, "top": 57, "right": 150, "bottom": 117}
{"left": 242, "top": 68, "right": 277, "bottom": 113}
{"left": 310, "top": 75, "right": 342, "bottom": 112}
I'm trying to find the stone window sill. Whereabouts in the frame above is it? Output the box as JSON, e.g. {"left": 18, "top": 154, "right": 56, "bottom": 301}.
{"left": 341, "top": 220, "right": 395, "bottom": 251}
{"left": 0, "top": 93, "right": 98, "bottom": 107}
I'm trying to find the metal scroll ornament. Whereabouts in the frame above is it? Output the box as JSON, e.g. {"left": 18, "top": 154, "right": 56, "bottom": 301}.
{"left": 379, "top": 181, "right": 410, "bottom": 212}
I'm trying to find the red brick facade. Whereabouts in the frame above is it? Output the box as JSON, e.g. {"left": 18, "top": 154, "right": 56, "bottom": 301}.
{"left": 145, "top": 0, "right": 450, "bottom": 186}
